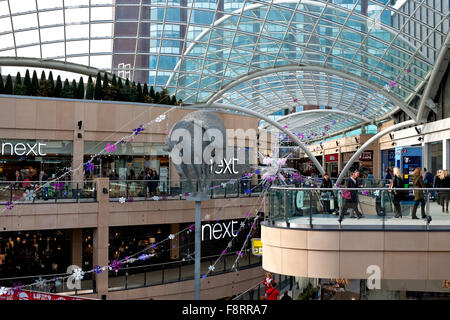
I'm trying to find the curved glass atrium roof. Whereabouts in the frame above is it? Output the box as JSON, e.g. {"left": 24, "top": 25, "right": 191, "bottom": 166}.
{"left": 0, "top": 0, "right": 448, "bottom": 140}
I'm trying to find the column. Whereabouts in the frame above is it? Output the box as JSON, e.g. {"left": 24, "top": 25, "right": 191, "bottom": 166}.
{"left": 73, "top": 103, "right": 85, "bottom": 183}
{"left": 93, "top": 178, "right": 110, "bottom": 299}
{"left": 422, "top": 143, "right": 431, "bottom": 172}
{"left": 444, "top": 139, "right": 450, "bottom": 171}
{"left": 170, "top": 224, "right": 180, "bottom": 260}
{"left": 71, "top": 229, "right": 83, "bottom": 268}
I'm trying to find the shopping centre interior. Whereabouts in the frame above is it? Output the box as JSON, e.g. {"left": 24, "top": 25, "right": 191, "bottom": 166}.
{"left": 0, "top": 0, "right": 449, "bottom": 301}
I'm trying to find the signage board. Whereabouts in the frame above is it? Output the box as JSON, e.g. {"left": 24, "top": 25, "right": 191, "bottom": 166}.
{"left": 251, "top": 238, "right": 262, "bottom": 256}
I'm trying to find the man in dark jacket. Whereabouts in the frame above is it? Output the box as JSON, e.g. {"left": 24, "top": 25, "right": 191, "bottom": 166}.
{"left": 339, "top": 169, "right": 363, "bottom": 220}
{"left": 423, "top": 168, "right": 435, "bottom": 200}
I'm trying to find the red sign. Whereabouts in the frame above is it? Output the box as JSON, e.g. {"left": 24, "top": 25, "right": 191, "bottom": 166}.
{"left": 0, "top": 289, "right": 94, "bottom": 300}
{"left": 359, "top": 151, "right": 373, "bottom": 161}
{"left": 326, "top": 154, "right": 338, "bottom": 162}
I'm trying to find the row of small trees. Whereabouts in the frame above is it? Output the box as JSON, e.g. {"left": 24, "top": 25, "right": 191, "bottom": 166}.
{"left": 0, "top": 70, "right": 180, "bottom": 105}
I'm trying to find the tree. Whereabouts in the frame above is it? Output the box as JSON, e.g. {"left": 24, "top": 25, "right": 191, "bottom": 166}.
{"left": 47, "top": 71, "right": 55, "bottom": 97}
{"left": 94, "top": 72, "right": 103, "bottom": 100}
{"left": 0, "top": 74, "right": 4, "bottom": 94}
{"left": 61, "top": 78, "right": 76, "bottom": 99}
{"left": 4, "top": 74, "right": 13, "bottom": 94}
{"left": 39, "top": 70, "right": 46, "bottom": 87}
{"left": 31, "top": 70, "right": 39, "bottom": 96}
{"left": 149, "top": 86, "right": 156, "bottom": 99}
{"left": 111, "top": 74, "right": 117, "bottom": 87}
{"left": 71, "top": 80, "right": 78, "bottom": 98}
{"left": 24, "top": 70, "right": 32, "bottom": 95}
{"left": 54, "top": 76, "right": 62, "bottom": 97}
{"left": 143, "top": 83, "right": 149, "bottom": 98}
{"left": 102, "top": 73, "right": 109, "bottom": 91}
{"left": 159, "top": 88, "right": 170, "bottom": 104}
{"left": 13, "top": 72, "right": 26, "bottom": 96}
{"left": 118, "top": 77, "right": 123, "bottom": 89}
{"left": 170, "top": 95, "right": 177, "bottom": 105}
{"left": 136, "top": 83, "right": 144, "bottom": 102}
{"left": 77, "top": 77, "right": 85, "bottom": 99}
{"left": 85, "top": 76, "right": 94, "bottom": 99}
{"left": 155, "top": 91, "right": 160, "bottom": 104}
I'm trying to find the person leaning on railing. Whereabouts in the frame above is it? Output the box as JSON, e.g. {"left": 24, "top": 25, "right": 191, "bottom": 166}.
{"left": 436, "top": 169, "right": 450, "bottom": 213}
{"left": 411, "top": 167, "right": 426, "bottom": 219}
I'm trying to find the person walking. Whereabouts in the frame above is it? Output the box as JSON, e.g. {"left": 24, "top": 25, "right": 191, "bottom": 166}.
{"left": 320, "top": 173, "right": 333, "bottom": 214}
{"left": 411, "top": 167, "right": 426, "bottom": 219}
{"left": 384, "top": 168, "right": 392, "bottom": 180}
{"left": 265, "top": 282, "right": 280, "bottom": 300}
{"left": 390, "top": 167, "right": 405, "bottom": 218}
{"left": 152, "top": 169, "right": 160, "bottom": 196}
{"left": 434, "top": 170, "right": 441, "bottom": 203}
{"left": 339, "top": 169, "right": 363, "bottom": 220}
{"left": 436, "top": 169, "right": 450, "bottom": 213}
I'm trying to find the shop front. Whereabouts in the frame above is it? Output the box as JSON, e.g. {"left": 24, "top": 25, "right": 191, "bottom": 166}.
{"left": 341, "top": 151, "right": 374, "bottom": 177}
{"left": 84, "top": 141, "right": 169, "bottom": 190}
{"left": 381, "top": 149, "right": 395, "bottom": 179}
{"left": 0, "top": 140, "right": 73, "bottom": 182}
{"left": 325, "top": 154, "right": 339, "bottom": 177}
{"left": 0, "top": 229, "right": 93, "bottom": 279}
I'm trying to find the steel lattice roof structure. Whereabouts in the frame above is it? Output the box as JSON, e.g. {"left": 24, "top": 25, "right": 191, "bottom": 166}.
{"left": 0, "top": 0, "right": 448, "bottom": 141}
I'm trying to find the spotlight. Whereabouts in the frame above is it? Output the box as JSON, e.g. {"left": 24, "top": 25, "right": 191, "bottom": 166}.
{"left": 418, "top": 137, "right": 423, "bottom": 141}
{"left": 78, "top": 120, "right": 83, "bottom": 130}
{"left": 336, "top": 149, "right": 339, "bottom": 152}
{"left": 336, "top": 141, "right": 339, "bottom": 146}
{"left": 77, "top": 133, "right": 83, "bottom": 139}
{"left": 414, "top": 127, "right": 421, "bottom": 134}
{"left": 355, "top": 137, "right": 359, "bottom": 143}
{"left": 391, "top": 142, "right": 396, "bottom": 146}
{"left": 389, "top": 133, "right": 394, "bottom": 139}
{"left": 102, "top": 188, "right": 108, "bottom": 194}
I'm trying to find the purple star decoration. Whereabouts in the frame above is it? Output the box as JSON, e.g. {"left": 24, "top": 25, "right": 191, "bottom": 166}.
{"left": 133, "top": 124, "right": 145, "bottom": 135}
{"left": 85, "top": 162, "right": 94, "bottom": 172}
{"left": 109, "top": 259, "right": 123, "bottom": 272}
{"left": 93, "top": 265, "right": 102, "bottom": 274}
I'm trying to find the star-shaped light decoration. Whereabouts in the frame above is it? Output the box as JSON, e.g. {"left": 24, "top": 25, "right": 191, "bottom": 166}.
{"left": 258, "top": 146, "right": 295, "bottom": 186}
{"left": 23, "top": 190, "right": 36, "bottom": 201}
{"left": 105, "top": 143, "right": 116, "bottom": 153}
{"left": 208, "top": 265, "right": 215, "bottom": 272}
{"left": 384, "top": 84, "right": 390, "bottom": 91}
{"left": 73, "top": 268, "right": 85, "bottom": 281}
{"left": 109, "top": 259, "right": 123, "bottom": 272}
{"left": 34, "top": 277, "right": 46, "bottom": 289}
{"left": 5, "top": 201, "right": 14, "bottom": 210}
{"left": 168, "top": 234, "right": 175, "bottom": 240}
{"left": 240, "top": 221, "right": 245, "bottom": 228}
{"left": 139, "top": 254, "right": 148, "bottom": 261}
{"left": 0, "top": 286, "right": 7, "bottom": 295}
{"left": 153, "top": 196, "right": 159, "bottom": 201}
{"left": 119, "top": 197, "right": 126, "bottom": 204}
{"left": 205, "top": 214, "right": 211, "bottom": 220}
{"left": 93, "top": 265, "right": 102, "bottom": 274}
{"left": 132, "top": 124, "right": 145, "bottom": 135}
{"left": 85, "top": 161, "right": 94, "bottom": 172}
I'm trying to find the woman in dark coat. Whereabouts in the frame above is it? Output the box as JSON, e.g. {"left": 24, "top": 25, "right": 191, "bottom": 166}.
{"left": 390, "top": 167, "right": 404, "bottom": 218}
{"left": 320, "top": 173, "right": 333, "bottom": 214}
{"left": 411, "top": 167, "right": 426, "bottom": 219}
{"left": 436, "top": 169, "right": 450, "bottom": 213}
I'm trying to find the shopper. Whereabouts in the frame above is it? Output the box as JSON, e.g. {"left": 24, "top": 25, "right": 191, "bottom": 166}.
{"left": 436, "top": 169, "right": 450, "bottom": 213}
{"left": 390, "top": 167, "right": 405, "bottom": 218}
{"left": 424, "top": 168, "right": 435, "bottom": 201}
{"left": 384, "top": 168, "right": 392, "bottom": 180}
{"left": 280, "top": 291, "right": 292, "bottom": 300}
{"left": 411, "top": 167, "right": 426, "bottom": 219}
{"left": 14, "top": 170, "right": 23, "bottom": 190}
{"left": 265, "top": 282, "right": 280, "bottom": 300}
{"left": 435, "top": 169, "right": 442, "bottom": 204}
{"left": 41, "top": 170, "right": 49, "bottom": 200}
{"left": 320, "top": 173, "right": 333, "bottom": 214}
{"left": 151, "top": 169, "right": 159, "bottom": 196}
{"left": 339, "top": 169, "right": 363, "bottom": 220}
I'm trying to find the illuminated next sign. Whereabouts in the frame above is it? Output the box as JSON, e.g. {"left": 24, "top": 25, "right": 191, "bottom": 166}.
{"left": 202, "top": 220, "right": 239, "bottom": 241}
{"left": 1, "top": 142, "right": 47, "bottom": 156}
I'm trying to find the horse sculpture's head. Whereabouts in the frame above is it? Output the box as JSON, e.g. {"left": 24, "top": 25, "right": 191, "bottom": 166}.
{"left": 166, "top": 111, "right": 226, "bottom": 199}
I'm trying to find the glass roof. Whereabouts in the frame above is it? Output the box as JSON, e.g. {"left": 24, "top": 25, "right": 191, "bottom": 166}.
{"left": 0, "top": 0, "right": 447, "bottom": 139}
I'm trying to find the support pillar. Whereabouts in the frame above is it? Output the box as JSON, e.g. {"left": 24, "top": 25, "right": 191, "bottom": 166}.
{"left": 71, "top": 229, "right": 83, "bottom": 268}
{"left": 422, "top": 142, "right": 431, "bottom": 173}
{"left": 444, "top": 139, "right": 450, "bottom": 171}
{"left": 93, "top": 178, "right": 110, "bottom": 299}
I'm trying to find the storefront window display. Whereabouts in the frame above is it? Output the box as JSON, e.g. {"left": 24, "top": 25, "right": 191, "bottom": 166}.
{"left": 0, "top": 229, "right": 72, "bottom": 278}
{"left": 108, "top": 225, "right": 171, "bottom": 265}
{"left": 84, "top": 142, "right": 169, "bottom": 187}
{"left": 0, "top": 140, "right": 72, "bottom": 182}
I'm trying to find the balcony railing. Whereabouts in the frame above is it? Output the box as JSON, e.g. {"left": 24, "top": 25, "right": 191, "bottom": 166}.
{"left": 108, "top": 179, "right": 263, "bottom": 201}
{"left": 268, "top": 184, "right": 450, "bottom": 231}
{"left": 0, "top": 250, "right": 262, "bottom": 296}
{"left": 0, "top": 181, "right": 96, "bottom": 204}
